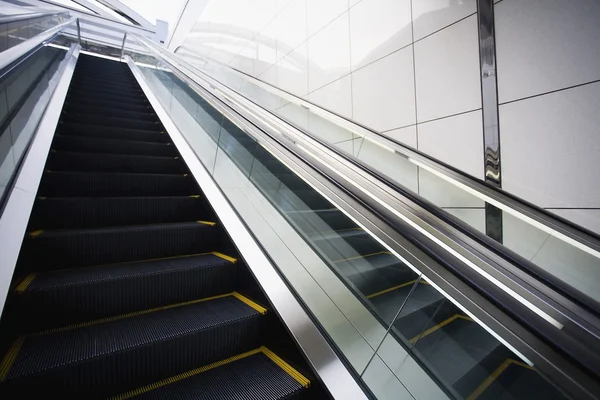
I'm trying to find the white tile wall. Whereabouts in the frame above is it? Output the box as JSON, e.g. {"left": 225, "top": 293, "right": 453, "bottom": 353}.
{"left": 381, "top": 125, "right": 417, "bottom": 148}
{"left": 275, "top": 0, "right": 307, "bottom": 60}
{"left": 307, "top": 0, "right": 348, "bottom": 37}
{"left": 495, "top": 0, "right": 600, "bottom": 103}
{"left": 501, "top": 82, "right": 600, "bottom": 208}
{"left": 307, "top": 12, "right": 351, "bottom": 92}
{"left": 349, "top": 0, "right": 412, "bottom": 70}
{"left": 412, "top": 0, "right": 476, "bottom": 41}
{"left": 414, "top": 14, "right": 481, "bottom": 122}
{"left": 445, "top": 208, "right": 486, "bottom": 234}
{"left": 548, "top": 209, "right": 600, "bottom": 235}
{"left": 352, "top": 47, "right": 415, "bottom": 132}
{"left": 308, "top": 75, "right": 353, "bottom": 118}
{"left": 417, "top": 110, "right": 484, "bottom": 178}
{"left": 276, "top": 42, "right": 309, "bottom": 96}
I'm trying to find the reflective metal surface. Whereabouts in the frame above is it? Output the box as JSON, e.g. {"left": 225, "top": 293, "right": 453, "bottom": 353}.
{"left": 0, "top": 42, "right": 80, "bottom": 315}
{"left": 124, "top": 35, "right": 600, "bottom": 399}
{"left": 126, "top": 54, "right": 370, "bottom": 400}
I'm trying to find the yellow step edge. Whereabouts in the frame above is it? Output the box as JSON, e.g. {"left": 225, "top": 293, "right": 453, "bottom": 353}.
{"left": 15, "top": 274, "right": 37, "bottom": 293}
{"left": 31, "top": 292, "right": 238, "bottom": 337}
{"left": 232, "top": 292, "right": 267, "bottom": 315}
{"left": 29, "top": 230, "right": 44, "bottom": 239}
{"left": 187, "top": 195, "right": 200, "bottom": 198}
{"left": 108, "top": 347, "right": 310, "bottom": 400}
{"left": 0, "top": 336, "right": 24, "bottom": 382}
{"left": 409, "top": 314, "right": 473, "bottom": 344}
{"left": 333, "top": 251, "right": 392, "bottom": 264}
{"left": 261, "top": 346, "right": 311, "bottom": 388}
{"left": 366, "top": 279, "right": 418, "bottom": 299}
{"left": 196, "top": 220, "right": 216, "bottom": 226}
{"left": 211, "top": 252, "right": 237, "bottom": 263}
{"left": 467, "top": 358, "right": 533, "bottom": 400}
{"left": 0, "top": 292, "right": 268, "bottom": 380}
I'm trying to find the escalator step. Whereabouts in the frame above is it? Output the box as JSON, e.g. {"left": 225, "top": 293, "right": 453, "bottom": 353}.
{"left": 62, "top": 114, "right": 162, "bottom": 131}
{"left": 67, "top": 91, "right": 148, "bottom": 107}
{"left": 57, "top": 123, "right": 168, "bottom": 142}
{"left": 67, "top": 97, "right": 151, "bottom": 113}
{"left": 0, "top": 295, "right": 264, "bottom": 396}
{"left": 68, "top": 85, "right": 142, "bottom": 99}
{"left": 29, "top": 196, "right": 209, "bottom": 229}
{"left": 15, "top": 253, "right": 238, "bottom": 327}
{"left": 62, "top": 106, "right": 158, "bottom": 123}
{"left": 46, "top": 152, "right": 186, "bottom": 174}
{"left": 22, "top": 221, "right": 218, "bottom": 269}
{"left": 38, "top": 171, "right": 195, "bottom": 196}
{"left": 309, "top": 229, "right": 385, "bottom": 261}
{"left": 113, "top": 350, "right": 307, "bottom": 400}
{"left": 52, "top": 135, "right": 175, "bottom": 156}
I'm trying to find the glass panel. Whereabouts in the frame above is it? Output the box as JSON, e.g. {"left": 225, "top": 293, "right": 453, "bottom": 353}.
{"left": 126, "top": 43, "right": 574, "bottom": 398}
{"left": 0, "top": 13, "right": 68, "bottom": 54}
{"left": 0, "top": 39, "right": 68, "bottom": 203}
{"left": 379, "top": 276, "right": 567, "bottom": 399}
{"left": 173, "top": 46, "right": 600, "bottom": 312}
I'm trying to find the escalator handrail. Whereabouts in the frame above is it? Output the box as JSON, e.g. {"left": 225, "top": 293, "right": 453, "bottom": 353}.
{"left": 175, "top": 50, "right": 600, "bottom": 257}
{"left": 131, "top": 35, "right": 600, "bottom": 399}
{"left": 0, "top": 11, "right": 66, "bottom": 24}
{"left": 0, "top": 15, "right": 77, "bottom": 73}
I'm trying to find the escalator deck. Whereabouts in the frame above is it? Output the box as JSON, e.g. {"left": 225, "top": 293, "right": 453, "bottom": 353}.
{"left": 0, "top": 55, "right": 313, "bottom": 399}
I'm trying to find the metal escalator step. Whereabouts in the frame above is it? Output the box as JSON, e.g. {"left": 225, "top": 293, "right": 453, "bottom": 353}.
{"left": 62, "top": 106, "right": 158, "bottom": 123}
{"left": 339, "top": 253, "right": 418, "bottom": 296}
{"left": 286, "top": 208, "right": 356, "bottom": 233}
{"left": 29, "top": 196, "right": 209, "bottom": 229}
{"left": 53, "top": 135, "right": 176, "bottom": 156}
{"left": 67, "top": 97, "right": 151, "bottom": 113}
{"left": 62, "top": 114, "right": 162, "bottom": 131}
{"left": 69, "top": 86, "right": 142, "bottom": 99}
{"left": 46, "top": 151, "right": 186, "bottom": 174}
{"left": 72, "top": 77, "right": 138, "bottom": 90}
{"left": 57, "top": 123, "right": 168, "bottom": 143}
{"left": 114, "top": 349, "right": 307, "bottom": 400}
{"left": 412, "top": 316, "right": 502, "bottom": 386}
{"left": 0, "top": 295, "right": 264, "bottom": 396}
{"left": 67, "top": 90, "right": 148, "bottom": 106}
{"left": 38, "top": 171, "right": 195, "bottom": 196}
{"left": 15, "top": 253, "right": 238, "bottom": 327}
{"left": 22, "top": 221, "right": 218, "bottom": 269}
{"left": 309, "top": 229, "right": 385, "bottom": 262}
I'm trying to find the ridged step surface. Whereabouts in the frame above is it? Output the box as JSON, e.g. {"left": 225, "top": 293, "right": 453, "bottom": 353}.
{"left": 1, "top": 295, "right": 263, "bottom": 396}
{"left": 46, "top": 152, "right": 185, "bottom": 174}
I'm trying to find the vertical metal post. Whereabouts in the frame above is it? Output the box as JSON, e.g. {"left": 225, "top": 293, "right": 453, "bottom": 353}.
{"left": 76, "top": 18, "right": 81, "bottom": 44}
{"left": 120, "top": 33, "right": 127, "bottom": 59}
{"left": 477, "top": 0, "right": 503, "bottom": 243}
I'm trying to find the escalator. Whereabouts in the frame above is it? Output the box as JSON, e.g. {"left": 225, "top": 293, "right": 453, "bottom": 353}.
{"left": 0, "top": 54, "right": 323, "bottom": 399}
{"left": 183, "top": 84, "right": 567, "bottom": 399}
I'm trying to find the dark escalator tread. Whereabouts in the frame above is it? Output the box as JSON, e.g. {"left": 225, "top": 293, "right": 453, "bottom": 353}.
{"left": 29, "top": 196, "right": 208, "bottom": 229}
{"left": 62, "top": 107, "right": 159, "bottom": 123}
{"left": 53, "top": 135, "right": 176, "bottom": 156}
{"left": 67, "top": 91, "right": 148, "bottom": 107}
{"left": 39, "top": 171, "right": 194, "bottom": 197}
{"left": 119, "top": 350, "right": 307, "bottom": 400}
{"left": 67, "top": 97, "right": 151, "bottom": 113}
{"left": 62, "top": 114, "right": 162, "bottom": 131}
{"left": 59, "top": 122, "right": 166, "bottom": 142}
{"left": 46, "top": 151, "right": 185, "bottom": 174}
{"left": 1, "top": 295, "right": 264, "bottom": 395}
{"left": 286, "top": 208, "right": 357, "bottom": 233}
{"left": 309, "top": 229, "right": 384, "bottom": 260}
{"left": 23, "top": 221, "right": 218, "bottom": 269}
{"left": 16, "top": 253, "right": 238, "bottom": 326}
{"left": 412, "top": 317, "right": 502, "bottom": 386}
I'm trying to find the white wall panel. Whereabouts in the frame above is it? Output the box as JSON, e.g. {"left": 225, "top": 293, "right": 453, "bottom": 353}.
{"left": 495, "top": 0, "right": 600, "bottom": 103}
{"left": 381, "top": 125, "right": 416, "bottom": 148}
{"left": 501, "top": 82, "right": 600, "bottom": 208}
{"left": 307, "top": 12, "right": 351, "bottom": 92}
{"left": 275, "top": 0, "right": 307, "bottom": 60}
{"left": 308, "top": 75, "right": 353, "bottom": 119}
{"left": 412, "top": 0, "right": 476, "bottom": 41}
{"left": 414, "top": 15, "right": 480, "bottom": 122}
{"left": 548, "top": 209, "right": 600, "bottom": 236}
{"left": 307, "top": 0, "right": 348, "bottom": 37}
{"left": 417, "top": 110, "right": 483, "bottom": 178}
{"left": 349, "top": 0, "right": 412, "bottom": 70}
{"left": 277, "top": 42, "right": 309, "bottom": 96}
{"left": 351, "top": 47, "right": 415, "bottom": 132}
